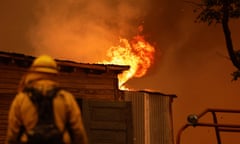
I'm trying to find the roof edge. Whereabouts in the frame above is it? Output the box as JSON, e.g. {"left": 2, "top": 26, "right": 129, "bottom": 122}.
{"left": 0, "top": 51, "right": 130, "bottom": 72}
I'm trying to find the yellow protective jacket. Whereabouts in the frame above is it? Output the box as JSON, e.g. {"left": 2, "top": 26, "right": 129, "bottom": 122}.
{"left": 5, "top": 79, "right": 88, "bottom": 144}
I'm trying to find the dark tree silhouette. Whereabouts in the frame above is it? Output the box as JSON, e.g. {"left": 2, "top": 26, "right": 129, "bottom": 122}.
{"left": 191, "top": 0, "right": 240, "bottom": 80}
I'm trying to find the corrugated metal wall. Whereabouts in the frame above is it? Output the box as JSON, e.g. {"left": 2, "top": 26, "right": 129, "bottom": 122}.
{"left": 149, "top": 93, "right": 174, "bottom": 144}
{"left": 124, "top": 91, "right": 175, "bottom": 144}
{"left": 124, "top": 91, "right": 145, "bottom": 144}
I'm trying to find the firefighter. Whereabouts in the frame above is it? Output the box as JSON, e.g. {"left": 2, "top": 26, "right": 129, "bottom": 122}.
{"left": 5, "top": 55, "right": 88, "bottom": 144}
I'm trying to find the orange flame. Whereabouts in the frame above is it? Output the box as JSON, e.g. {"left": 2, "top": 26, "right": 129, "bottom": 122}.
{"left": 101, "top": 34, "right": 155, "bottom": 89}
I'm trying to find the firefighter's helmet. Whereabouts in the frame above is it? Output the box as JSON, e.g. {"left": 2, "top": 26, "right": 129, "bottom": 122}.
{"left": 29, "top": 55, "right": 58, "bottom": 74}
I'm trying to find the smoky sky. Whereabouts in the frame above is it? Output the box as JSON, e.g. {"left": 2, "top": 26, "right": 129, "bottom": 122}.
{"left": 1, "top": 0, "right": 150, "bottom": 62}
{"left": 1, "top": 0, "right": 240, "bottom": 144}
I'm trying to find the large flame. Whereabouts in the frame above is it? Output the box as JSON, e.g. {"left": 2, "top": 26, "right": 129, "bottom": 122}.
{"left": 101, "top": 34, "right": 155, "bottom": 89}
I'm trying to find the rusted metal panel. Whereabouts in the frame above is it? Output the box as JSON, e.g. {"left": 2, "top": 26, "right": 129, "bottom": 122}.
{"left": 124, "top": 91, "right": 175, "bottom": 144}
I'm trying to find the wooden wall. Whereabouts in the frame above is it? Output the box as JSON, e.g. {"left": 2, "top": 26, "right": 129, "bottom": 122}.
{"left": 82, "top": 100, "right": 133, "bottom": 144}
{"left": 0, "top": 64, "right": 25, "bottom": 143}
{"left": 0, "top": 59, "right": 121, "bottom": 99}
{"left": 58, "top": 68, "right": 120, "bottom": 100}
{"left": 0, "top": 58, "right": 123, "bottom": 144}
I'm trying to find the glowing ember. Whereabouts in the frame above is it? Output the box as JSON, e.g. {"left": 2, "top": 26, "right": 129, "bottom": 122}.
{"left": 101, "top": 35, "right": 155, "bottom": 89}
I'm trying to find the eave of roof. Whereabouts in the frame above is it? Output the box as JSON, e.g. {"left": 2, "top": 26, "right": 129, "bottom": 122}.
{"left": 0, "top": 51, "right": 130, "bottom": 73}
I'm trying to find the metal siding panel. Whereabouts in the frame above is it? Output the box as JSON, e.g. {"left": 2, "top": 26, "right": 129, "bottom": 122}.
{"left": 149, "top": 95, "right": 173, "bottom": 144}
{"left": 144, "top": 93, "right": 150, "bottom": 144}
{"left": 124, "top": 91, "right": 145, "bottom": 144}
{"left": 124, "top": 91, "right": 174, "bottom": 144}
{"left": 149, "top": 94, "right": 160, "bottom": 144}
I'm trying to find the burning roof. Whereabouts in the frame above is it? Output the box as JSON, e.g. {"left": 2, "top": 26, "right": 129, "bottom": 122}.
{"left": 0, "top": 51, "right": 130, "bottom": 74}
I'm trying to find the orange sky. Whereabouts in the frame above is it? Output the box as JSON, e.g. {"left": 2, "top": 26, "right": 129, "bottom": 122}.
{"left": 1, "top": 0, "right": 240, "bottom": 143}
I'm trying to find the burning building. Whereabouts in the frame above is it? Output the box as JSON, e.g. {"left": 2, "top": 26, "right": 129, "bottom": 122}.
{"left": 0, "top": 51, "right": 176, "bottom": 144}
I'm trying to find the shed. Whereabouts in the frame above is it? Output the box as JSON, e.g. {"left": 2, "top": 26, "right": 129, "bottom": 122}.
{"left": 0, "top": 51, "right": 132, "bottom": 144}
{"left": 0, "top": 51, "right": 176, "bottom": 144}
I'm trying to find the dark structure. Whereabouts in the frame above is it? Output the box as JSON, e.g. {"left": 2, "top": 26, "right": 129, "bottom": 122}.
{"left": 0, "top": 51, "right": 176, "bottom": 144}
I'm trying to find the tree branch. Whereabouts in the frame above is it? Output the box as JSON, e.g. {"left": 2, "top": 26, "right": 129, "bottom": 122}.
{"left": 221, "top": 0, "right": 240, "bottom": 69}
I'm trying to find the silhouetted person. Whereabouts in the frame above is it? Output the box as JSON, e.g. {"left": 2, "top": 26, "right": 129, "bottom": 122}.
{"left": 5, "top": 55, "right": 88, "bottom": 144}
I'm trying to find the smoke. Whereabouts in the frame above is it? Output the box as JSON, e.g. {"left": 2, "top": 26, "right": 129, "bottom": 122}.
{"left": 125, "top": 1, "right": 240, "bottom": 144}
{"left": 1, "top": 0, "right": 240, "bottom": 143}
{"left": 27, "top": 0, "right": 149, "bottom": 62}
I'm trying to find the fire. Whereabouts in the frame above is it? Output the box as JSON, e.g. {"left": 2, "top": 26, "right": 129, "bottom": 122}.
{"left": 101, "top": 35, "right": 155, "bottom": 89}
